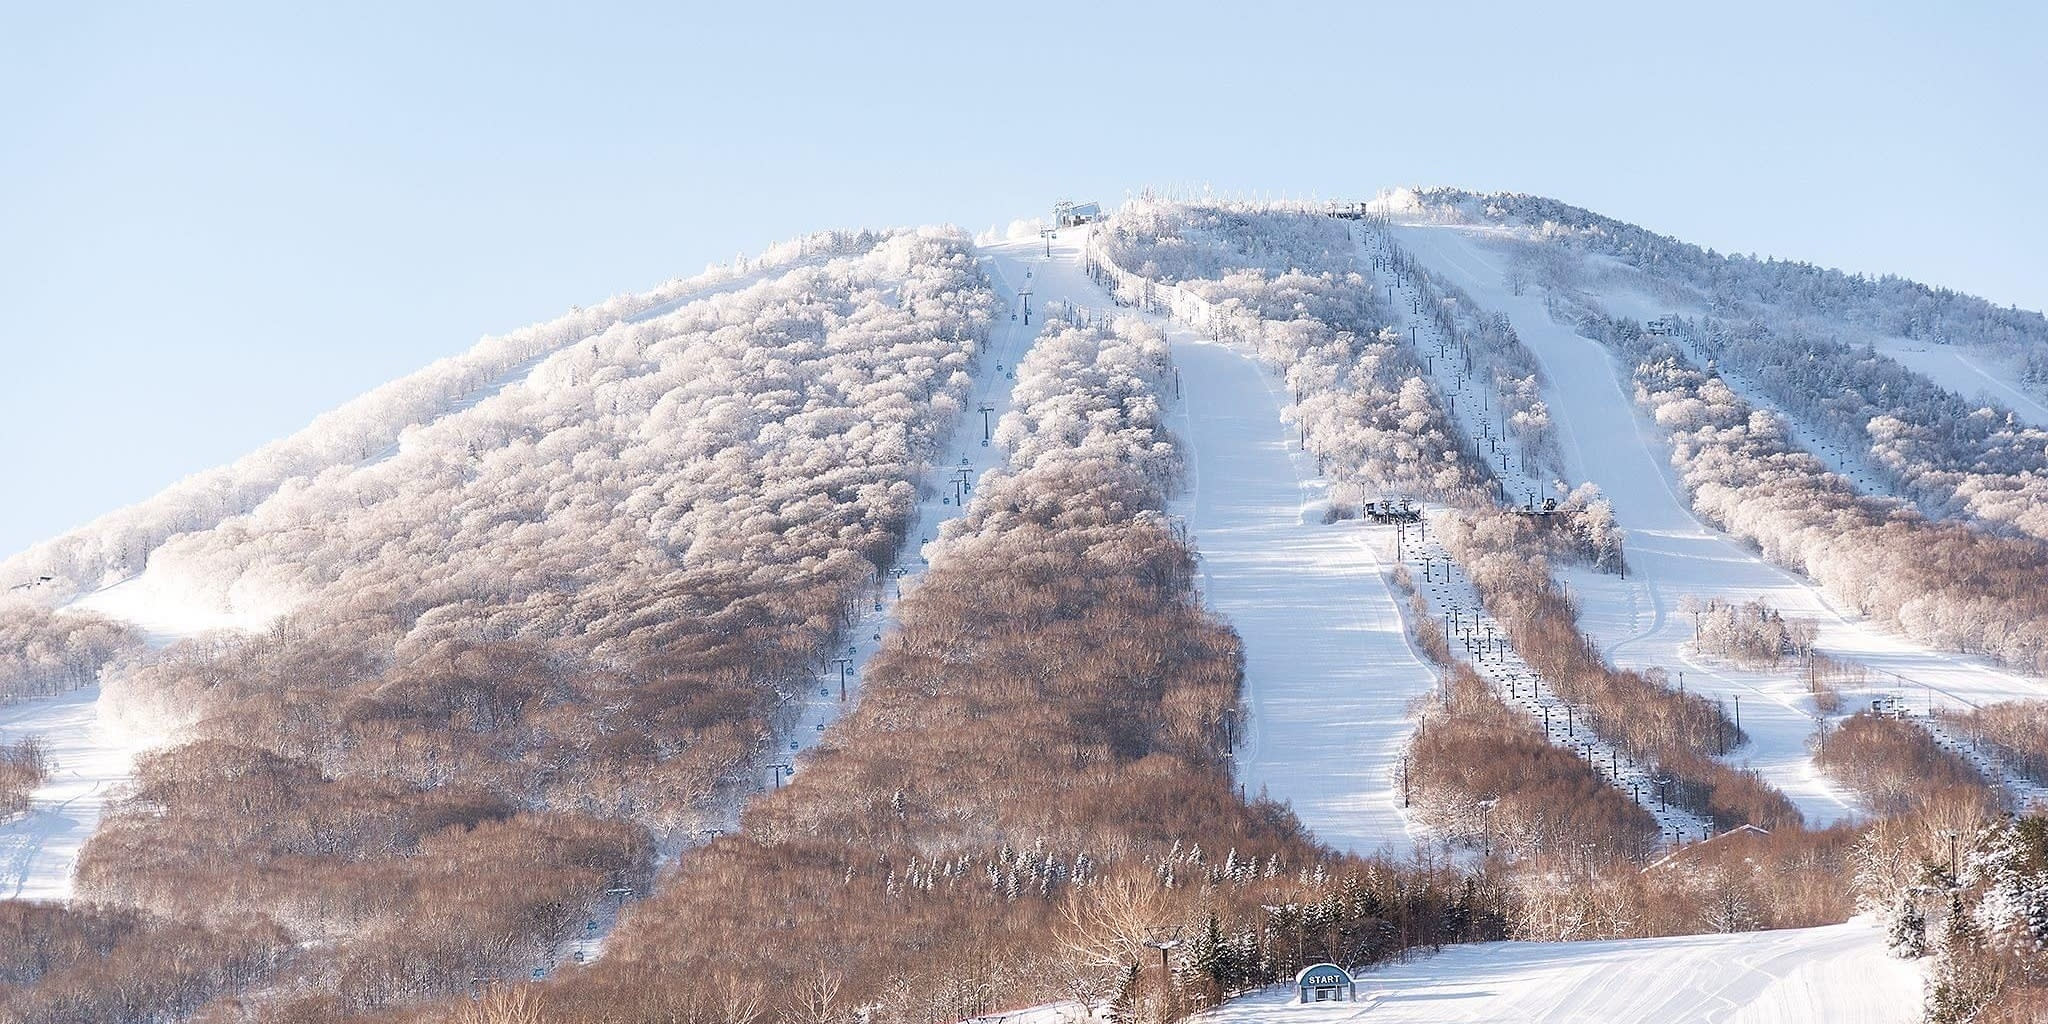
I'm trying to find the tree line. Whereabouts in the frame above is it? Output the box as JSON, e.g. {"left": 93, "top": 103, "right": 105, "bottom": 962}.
{"left": 371, "top": 314, "right": 1512, "bottom": 1024}
{"left": 5, "top": 231, "right": 1002, "bottom": 1022}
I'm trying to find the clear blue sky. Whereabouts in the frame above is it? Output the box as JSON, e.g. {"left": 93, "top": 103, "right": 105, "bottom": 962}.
{"left": 3, "top": 0, "right": 2042, "bottom": 558}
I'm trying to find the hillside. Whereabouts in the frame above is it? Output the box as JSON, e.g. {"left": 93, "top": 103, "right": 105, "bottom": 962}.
{"left": 3, "top": 195, "right": 2047, "bottom": 1024}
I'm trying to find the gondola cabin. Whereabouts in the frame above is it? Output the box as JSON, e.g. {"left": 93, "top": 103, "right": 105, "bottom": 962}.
{"left": 1295, "top": 962, "right": 1357, "bottom": 1003}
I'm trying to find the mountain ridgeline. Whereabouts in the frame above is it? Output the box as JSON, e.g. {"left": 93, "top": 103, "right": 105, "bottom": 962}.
{"left": 2, "top": 193, "right": 2047, "bottom": 1024}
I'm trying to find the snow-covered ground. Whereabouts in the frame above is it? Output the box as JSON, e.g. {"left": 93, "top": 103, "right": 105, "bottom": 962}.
{"left": 0, "top": 575, "right": 223, "bottom": 900}
{"left": 1, "top": 570, "right": 230, "bottom": 900}
{"left": 0, "top": 686, "right": 157, "bottom": 901}
{"left": 69, "top": 572, "right": 275, "bottom": 644}
{"left": 1871, "top": 336, "right": 2048, "bottom": 428}
{"left": 1193, "top": 917, "right": 1918, "bottom": 1024}
{"left": 1025, "top": 228, "right": 1440, "bottom": 860}
{"left": 1386, "top": 219, "right": 2048, "bottom": 823}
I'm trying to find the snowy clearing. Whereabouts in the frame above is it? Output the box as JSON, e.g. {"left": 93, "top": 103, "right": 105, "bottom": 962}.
{"left": 1388, "top": 220, "right": 2048, "bottom": 823}
{"left": 1192, "top": 916, "right": 1918, "bottom": 1024}
{"left": 1027, "top": 228, "right": 1439, "bottom": 860}
{"left": 0, "top": 579, "right": 223, "bottom": 900}
{"left": 0, "top": 686, "right": 157, "bottom": 901}
{"left": 1869, "top": 336, "right": 2048, "bottom": 428}
{"left": 67, "top": 572, "right": 276, "bottom": 645}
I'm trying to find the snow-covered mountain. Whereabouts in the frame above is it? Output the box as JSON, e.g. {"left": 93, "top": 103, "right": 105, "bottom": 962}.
{"left": 4, "top": 194, "right": 2046, "bottom": 1024}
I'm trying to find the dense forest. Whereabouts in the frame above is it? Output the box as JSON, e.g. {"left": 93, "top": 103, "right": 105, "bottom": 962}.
{"left": 2, "top": 230, "right": 1005, "bottom": 1021}
{"left": 370, "top": 313, "right": 1509, "bottom": 1023}
{"left": 5, "top": 196, "right": 2047, "bottom": 1023}
{"left": 1404, "top": 187, "right": 2048, "bottom": 547}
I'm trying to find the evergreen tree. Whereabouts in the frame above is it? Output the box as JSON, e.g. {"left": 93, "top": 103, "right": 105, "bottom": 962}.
{"left": 1182, "top": 914, "right": 1229, "bottom": 992}
{"left": 1928, "top": 892, "right": 1999, "bottom": 1024}
{"left": 1885, "top": 890, "right": 1928, "bottom": 960}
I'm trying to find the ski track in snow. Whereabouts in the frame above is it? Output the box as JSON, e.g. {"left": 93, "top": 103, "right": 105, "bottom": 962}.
{"left": 1193, "top": 916, "right": 1919, "bottom": 1024}
{"left": 1024, "top": 228, "right": 1439, "bottom": 860}
{"left": 1388, "top": 219, "right": 2048, "bottom": 823}
{"left": 0, "top": 687, "right": 156, "bottom": 901}
{"left": 1872, "top": 337, "right": 2048, "bottom": 430}
{"left": 552, "top": 241, "right": 1048, "bottom": 970}
{"left": 1347, "top": 229, "right": 1715, "bottom": 843}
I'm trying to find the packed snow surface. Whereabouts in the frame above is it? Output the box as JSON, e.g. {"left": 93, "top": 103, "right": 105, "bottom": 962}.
{"left": 1388, "top": 220, "right": 2048, "bottom": 822}
{"left": 1194, "top": 917, "right": 1918, "bottom": 1024}
{"left": 1026, "top": 229, "right": 1438, "bottom": 858}
{"left": 0, "top": 687, "right": 156, "bottom": 901}
{"left": 69, "top": 571, "right": 276, "bottom": 644}
{"left": 1869, "top": 336, "right": 2048, "bottom": 428}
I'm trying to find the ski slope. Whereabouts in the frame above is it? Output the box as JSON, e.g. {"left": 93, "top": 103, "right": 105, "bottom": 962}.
{"left": 1194, "top": 917, "right": 1918, "bottom": 1024}
{"left": 1389, "top": 220, "right": 2048, "bottom": 823}
{"left": 1027, "top": 228, "right": 1439, "bottom": 859}
{"left": 1, "top": 580, "right": 219, "bottom": 900}
{"left": 0, "top": 586, "right": 214, "bottom": 900}
{"left": 1870, "top": 336, "right": 2048, "bottom": 428}
{"left": 0, "top": 686, "right": 156, "bottom": 901}
{"left": 69, "top": 572, "right": 277, "bottom": 644}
